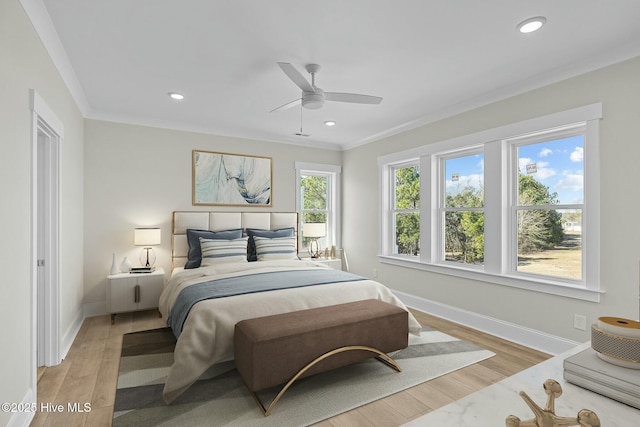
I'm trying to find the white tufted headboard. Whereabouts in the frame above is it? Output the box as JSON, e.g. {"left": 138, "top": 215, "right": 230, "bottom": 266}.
{"left": 171, "top": 211, "right": 299, "bottom": 269}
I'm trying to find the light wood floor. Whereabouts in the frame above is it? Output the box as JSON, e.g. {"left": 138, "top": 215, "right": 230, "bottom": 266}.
{"left": 32, "top": 309, "right": 550, "bottom": 427}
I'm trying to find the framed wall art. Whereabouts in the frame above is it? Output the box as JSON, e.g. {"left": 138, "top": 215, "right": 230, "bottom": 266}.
{"left": 192, "top": 150, "right": 272, "bottom": 206}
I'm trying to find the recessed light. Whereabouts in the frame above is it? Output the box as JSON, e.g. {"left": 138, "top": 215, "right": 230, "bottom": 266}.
{"left": 324, "top": 120, "right": 336, "bottom": 127}
{"left": 517, "top": 16, "right": 546, "bottom": 34}
{"left": 168, "top": 92, "right": 184, "bottom": 100}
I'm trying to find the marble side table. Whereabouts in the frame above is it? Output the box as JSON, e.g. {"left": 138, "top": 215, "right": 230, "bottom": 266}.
{"left": 402, "top": 343, "right": 640, "bottom": 427}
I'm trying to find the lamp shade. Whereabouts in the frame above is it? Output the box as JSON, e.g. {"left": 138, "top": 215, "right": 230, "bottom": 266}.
{"left": 302, "top": 223, "right": 326, "bottom": 238}
{"left": 134, "top": 228, "right": 161, "bottom": 246}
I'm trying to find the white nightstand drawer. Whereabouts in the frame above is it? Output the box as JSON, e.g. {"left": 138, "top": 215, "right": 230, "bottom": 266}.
{"left": 107, "top": 268, "right": 165, "bottom": 323}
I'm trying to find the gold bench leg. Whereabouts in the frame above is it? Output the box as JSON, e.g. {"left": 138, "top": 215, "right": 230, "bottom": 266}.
{"left": 244, "top": 345, "right": 402, "bottom": 417}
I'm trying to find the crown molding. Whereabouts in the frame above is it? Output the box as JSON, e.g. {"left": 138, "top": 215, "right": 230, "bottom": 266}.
{"left": 20, "top": 0, "right": 90, "bottom": 115}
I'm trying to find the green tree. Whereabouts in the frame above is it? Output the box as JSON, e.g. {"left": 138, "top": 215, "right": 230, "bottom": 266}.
{"left": 300, "top": 175, "right": 328, "bottom": 253}
{"left": 301, "top": 175, "right": 327, "bottom": 224}
{"left": 445, "top": 186, "right": 484, "bottom": 263}
{"left": 395, "top": 166, "right": 420, "bottom": 255}
{"left": 443, "top": 174, "right": 564, "bottom": 262}
{"left": 517, "top": 174, "right": 564, "bottom": 253}
{"left": 395, "top": 167, "right": 420, "bottom": 209}
{"left": 393, "top": 168, "right": 564, "bottom": 259}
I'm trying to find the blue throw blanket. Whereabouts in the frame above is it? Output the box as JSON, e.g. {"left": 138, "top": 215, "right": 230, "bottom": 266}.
{"left": 167, "top": 268, "right": 366, "bottom": 337}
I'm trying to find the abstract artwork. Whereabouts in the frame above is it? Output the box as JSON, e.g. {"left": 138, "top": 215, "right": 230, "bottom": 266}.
{"left": 192, "top": 150, "right": 272, "bottom": 206}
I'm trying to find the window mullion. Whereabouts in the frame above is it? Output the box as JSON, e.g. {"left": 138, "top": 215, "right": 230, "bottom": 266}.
{"left": 420, "top": 155, "right": 432, "bottom": 263}
{"left": 390, "top": 162, "right": 421, "bottom": 257}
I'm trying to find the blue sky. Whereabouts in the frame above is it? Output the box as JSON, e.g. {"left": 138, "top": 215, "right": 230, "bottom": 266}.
{"left": 517, "top": 135, "right": 584, "bottom": 204}
{"left": 445, "top": 135, "right": 584, "bottom": 204}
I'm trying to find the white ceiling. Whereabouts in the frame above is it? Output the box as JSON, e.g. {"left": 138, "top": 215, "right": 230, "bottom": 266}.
{"left": 32, "top": 0, "right": 640, "bottom": 150}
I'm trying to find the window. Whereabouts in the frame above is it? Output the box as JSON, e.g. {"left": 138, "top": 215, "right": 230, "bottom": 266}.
{"left": 392, "top": 162, "right": 420, "bottom": 257}
{"left": 379, "top": 104, "right": 601, "bottom": 301}
{"left": 509, "top": 128, "right": 585, "bottom": 281}
{"left": 295, "top": 162, "right": 341, "bottom": 255}
{"left": 442, "top": 151, "right": 484, "bottom": 265}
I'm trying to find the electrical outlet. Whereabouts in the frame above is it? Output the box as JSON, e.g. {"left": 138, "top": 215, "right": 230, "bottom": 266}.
{"left": 574, "top": 314, "right": 587, "bottom": 331}
{"left": 372, "top": 268, "right": 378, "bottom": 278}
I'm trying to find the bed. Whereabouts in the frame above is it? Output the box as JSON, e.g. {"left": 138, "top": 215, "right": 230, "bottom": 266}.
{"left": 159, "top": 211, "right": 422, "bottom": 403}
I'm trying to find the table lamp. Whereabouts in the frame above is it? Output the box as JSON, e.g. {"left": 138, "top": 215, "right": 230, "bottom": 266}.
{"left": 303, "top": 223, "right": 326, "bottom": 259}
{"left": 134, "top": 228, "right": 161, "bottom": 267}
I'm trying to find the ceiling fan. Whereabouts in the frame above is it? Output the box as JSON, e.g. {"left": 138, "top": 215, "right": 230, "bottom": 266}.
{"left": 270, "top": 62, "right": 383, "bottom": 113}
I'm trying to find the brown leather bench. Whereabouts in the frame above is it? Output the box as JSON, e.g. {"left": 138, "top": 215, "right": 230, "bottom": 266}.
{"left": 234, "top": 299, "right": 409, "bottom": 415}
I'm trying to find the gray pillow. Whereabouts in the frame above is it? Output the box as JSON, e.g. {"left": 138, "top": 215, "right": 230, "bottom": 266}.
{"left": 246, "top": 227, "right": 295, "bottom": 261}
{"left": 185, "top": 228, "right": 243, "bottom": 269}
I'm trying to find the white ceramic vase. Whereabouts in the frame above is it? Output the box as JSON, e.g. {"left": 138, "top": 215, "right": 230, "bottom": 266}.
{"left": 109, "top": 252, "right": 120, "bottom": 275}
{"left": 120, "top": 256, "right": 132, "bottom": 273}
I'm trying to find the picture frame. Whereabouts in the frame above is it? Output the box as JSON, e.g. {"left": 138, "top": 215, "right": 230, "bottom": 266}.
{"left": 192, "top": 150, "right": 272, "bottom": 206}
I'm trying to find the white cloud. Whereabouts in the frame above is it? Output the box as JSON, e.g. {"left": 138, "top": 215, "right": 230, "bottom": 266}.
{"left": 534, "top": 167, "right": 556, "bottom": 180}
{"left": 539, "top": 148, "right": 553, "bottom": 157}
{"left": 554, "top": 172, "right": 584, "bottom": 203}
{"left": 446, "top": 173, "right": 484, "bottom": 194}
{"left": 570, "top": 147, "right": 583, "bottom": 162}
{"left": 555, "top": 172, "right": 584, "bottom": 192}
{"left": 519, "top": 157, "right": 533, "bottom": 171}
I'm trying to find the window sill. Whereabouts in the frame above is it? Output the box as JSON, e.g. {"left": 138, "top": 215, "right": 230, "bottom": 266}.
{"left": 378, "top": 255, "right": 603, "bottom": 302}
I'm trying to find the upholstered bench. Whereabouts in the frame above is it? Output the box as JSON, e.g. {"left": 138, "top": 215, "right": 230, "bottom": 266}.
{"left": 234, "top": 299, "right": 409, "bottom": 416}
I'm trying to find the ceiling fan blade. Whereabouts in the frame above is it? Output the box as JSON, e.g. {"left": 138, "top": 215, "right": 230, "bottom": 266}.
{"left": 325, "top": 92, "right": 382, "bottom": 104}
{"left": 277, "top": 62, "right": 315, "bottom": 93}
{"left": 269, "top": 98, "right": 301, "bottom": 113}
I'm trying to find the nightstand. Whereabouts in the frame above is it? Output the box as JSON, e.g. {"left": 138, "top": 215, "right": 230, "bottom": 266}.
{"left": 107, "top": 267, "right": 165, "bottom": 324}
{"left": 305, "top": 257, "right": 343, "bottom": 270}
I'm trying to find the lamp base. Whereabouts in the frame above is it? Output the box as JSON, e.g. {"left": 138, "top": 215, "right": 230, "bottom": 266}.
{"left": 139, "top": 247, "right": 156, "bottom": 268}
{"left": 308, "top": 239, "right": 321, "bottom": 259}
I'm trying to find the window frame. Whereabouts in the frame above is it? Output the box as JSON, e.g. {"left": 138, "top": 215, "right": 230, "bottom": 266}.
{"left": 390, "top": 160, "right": 421, "bottom": 257}
{"left": 438, "top": 148, "right": 485, "bottom": 267}
{"left": 378, "top": 103, "right": 602, "bottom": 302}
{"left": 507, "top": 124, "right": 586, "bottom": 283}
{"left": 295, "top": 162, "right": 341, "bottom": 253}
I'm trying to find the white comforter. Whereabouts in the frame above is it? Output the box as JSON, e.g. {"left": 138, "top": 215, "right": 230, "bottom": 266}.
{"left": 158, "top": 259, "right": 422, "bottom": 403}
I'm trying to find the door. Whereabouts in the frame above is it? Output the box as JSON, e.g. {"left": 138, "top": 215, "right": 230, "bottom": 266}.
{"left": 36, "top": 131, "right": 47, "bottom": 366}
{"left": 32, "top": 101, "right": 62, "bottom": 369}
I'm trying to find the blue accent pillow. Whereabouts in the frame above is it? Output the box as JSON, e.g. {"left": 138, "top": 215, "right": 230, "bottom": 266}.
{"left": 246, "top": 227, "right": 295, "bottom": 261}
{"left": 184, "top": 228, "right": 243, "bottom": 269}
{"left": 253, "top": 236, "right": 298, "bottom": 261}
{"left": 200, "top": 237, "right": 249, "bottom": 265}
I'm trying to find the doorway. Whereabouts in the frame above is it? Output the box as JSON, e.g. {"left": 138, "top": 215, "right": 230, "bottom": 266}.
{"left": 30, "top": 90, "right": 62, "bottom": 380}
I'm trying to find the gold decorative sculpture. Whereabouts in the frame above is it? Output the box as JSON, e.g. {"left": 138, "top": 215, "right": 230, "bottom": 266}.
{"left": 506, "top": 379, "right": 600, "bottom": 427}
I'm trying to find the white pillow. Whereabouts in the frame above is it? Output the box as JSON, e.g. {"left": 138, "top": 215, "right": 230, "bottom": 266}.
{"left": 253, "top": 236, "right": 298, "bottom": 261}
{"left": 199, "top": 236, "right": 248, "bottom": 265}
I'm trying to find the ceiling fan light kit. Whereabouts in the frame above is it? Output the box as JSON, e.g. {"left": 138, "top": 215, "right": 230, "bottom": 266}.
{"left": 301, "top": 89, "right": 325, "bottom": 110}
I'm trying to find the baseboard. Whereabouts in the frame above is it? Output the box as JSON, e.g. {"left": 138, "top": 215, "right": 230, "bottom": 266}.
{"left": 6, "top": 388, "right": 35, "bottom": 427}
{"left": 393, "top": 289, "right": 579, "bottom": 356}
{"left": 83, "top": 300, "right": 107, "bottom": 318}
{"left": 60, "top": 309, "right": 84, "bottom": 360}
{"left": 55, "top": 302, "right": 100, "bottom": 364}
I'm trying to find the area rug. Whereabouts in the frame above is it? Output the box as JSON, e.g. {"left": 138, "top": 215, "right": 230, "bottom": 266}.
{"left": 113, "top": 327, "right": 494, "bottom": 427}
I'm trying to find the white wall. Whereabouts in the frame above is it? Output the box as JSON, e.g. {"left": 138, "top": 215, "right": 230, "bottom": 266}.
{"left": 343, "top": 56, "right": 640, "bottom": 344}
{"left": 0, "top": 1, "right": 85, "bottom": 425}
{"left": 83, "top": 119, "right": 342, "bottom": 313}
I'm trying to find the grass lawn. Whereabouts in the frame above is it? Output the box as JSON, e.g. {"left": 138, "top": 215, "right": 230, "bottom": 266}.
{"left": 517, "top": 231, "right": 582, "bottom": 279}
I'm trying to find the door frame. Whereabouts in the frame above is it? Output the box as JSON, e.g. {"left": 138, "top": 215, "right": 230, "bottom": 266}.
{"left": 30, "top": 90, "right": 63, "bottom": 390}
